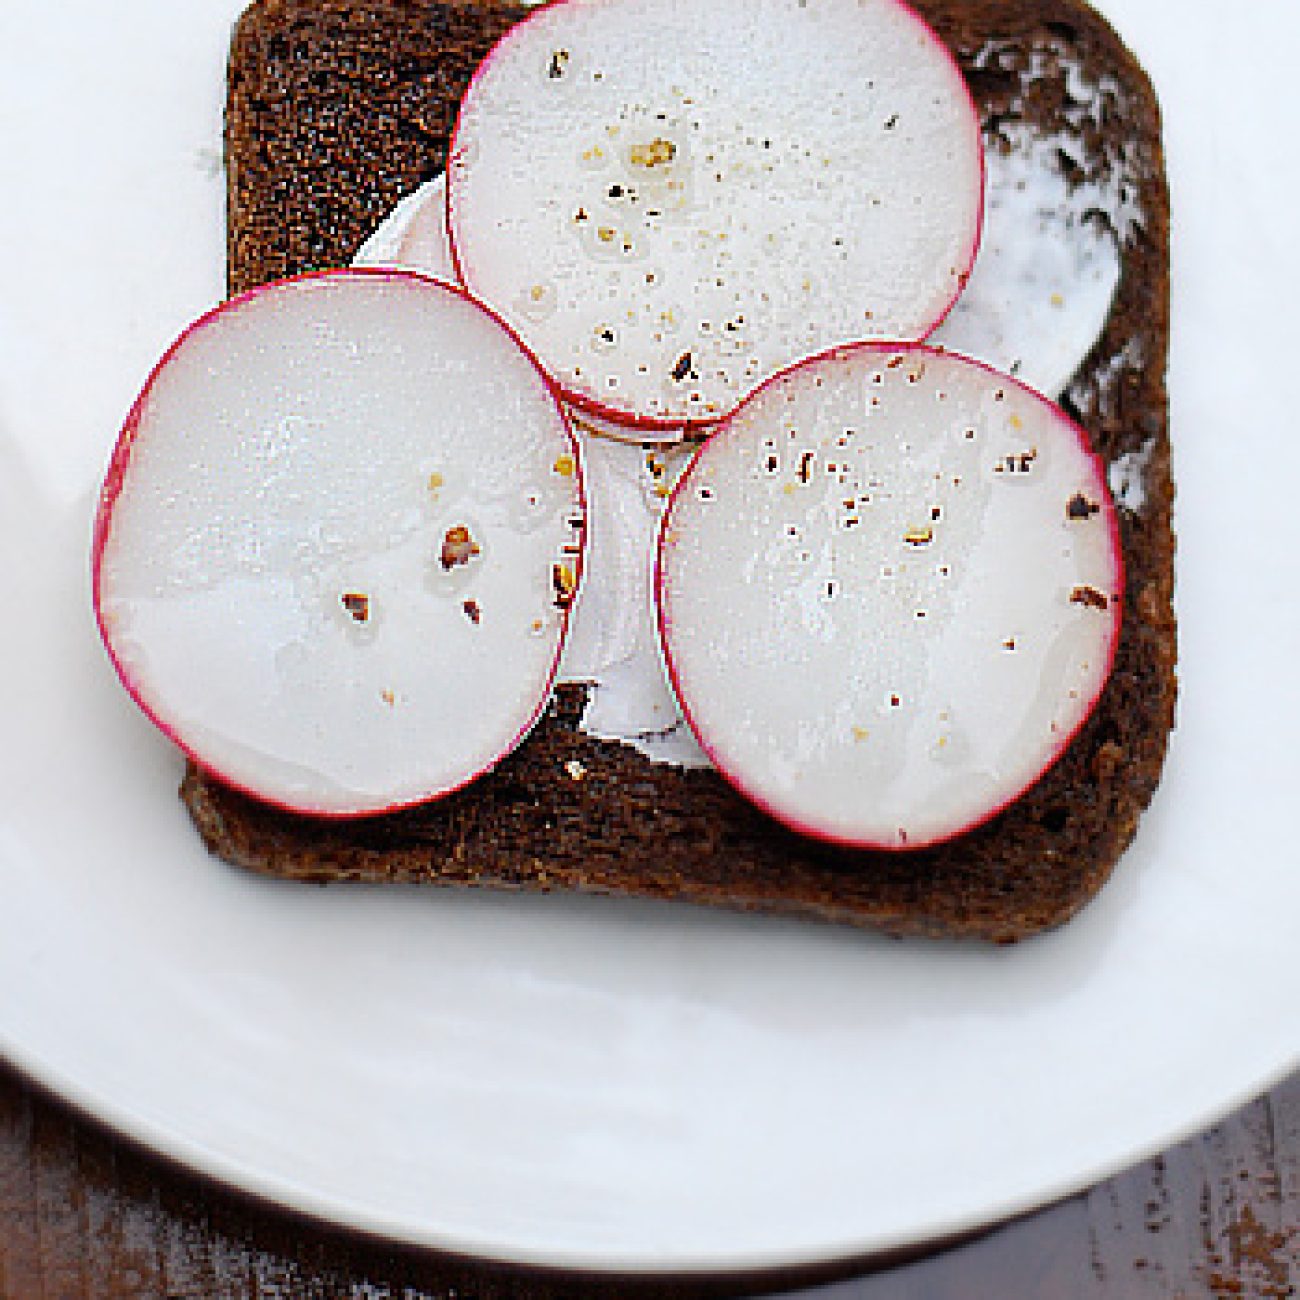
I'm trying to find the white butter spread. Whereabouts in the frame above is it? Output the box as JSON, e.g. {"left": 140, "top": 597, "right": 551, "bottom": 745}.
{"left": 933, "top": 47, "right": 1149, "bottom": 393}
{"left": 929, "top": 132, "right": 1121, "bottom": 397}
{"left": 969, "top": 42, "right": 1147, "bottom": 246}
{"left": 1108, "top": 434, "right": 1156, "bottom": 514}
{"left": 353, "top": 84, "right": 1146, "bottom": 767}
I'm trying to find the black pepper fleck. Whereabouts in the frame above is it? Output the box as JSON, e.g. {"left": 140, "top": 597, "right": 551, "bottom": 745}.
{"left": 341, "top": 592, "right": 370, "bottom": 623}
{"left": 1067, "top": 492, "right": 1101, "bottom": 520}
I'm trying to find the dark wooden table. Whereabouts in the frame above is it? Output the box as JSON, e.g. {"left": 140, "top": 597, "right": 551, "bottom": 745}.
{"left": 1, "top": 1062, "right": 1294, "bottom": 1299}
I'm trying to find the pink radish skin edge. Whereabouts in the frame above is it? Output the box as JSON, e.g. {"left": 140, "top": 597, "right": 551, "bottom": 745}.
{"left": 91, "top": 267, "right": 588, "bottom": 822}
{"left": 445, "top": 0, "right": 985, "bottom": 436}
{"left": 653, "top": 340, "right": 1124, "bottom": 853}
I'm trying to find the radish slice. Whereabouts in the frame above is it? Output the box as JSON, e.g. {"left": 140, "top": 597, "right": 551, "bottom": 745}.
{"left": 93, "top": 270, "right": 584, "bottom": 818}
{"left": 448, "top": 0, "right": 983, "bottom": 429}
{"left": 657, "top": 345, "right": 1122, "bottom": 850}
{"left": 568, "top": 407, "right": 687, "bottom": 447}
{"left": 353, "top": 174, "right": 457, "bottom": 280}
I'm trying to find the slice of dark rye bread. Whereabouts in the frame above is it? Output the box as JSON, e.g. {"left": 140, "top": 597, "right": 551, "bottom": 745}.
{"left": 191, "top": 0, "right": 1175, "bottom": 942}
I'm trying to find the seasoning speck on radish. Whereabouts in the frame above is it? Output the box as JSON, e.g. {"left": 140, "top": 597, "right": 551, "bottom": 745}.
{"left": 440, "top": 525, "right": 481, "bottom": 571}
{"left": 340, "top": 592, "right": 371, "bottom": 623}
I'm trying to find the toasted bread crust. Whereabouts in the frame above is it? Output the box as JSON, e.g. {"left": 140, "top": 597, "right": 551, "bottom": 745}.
{"left": 198, "top": 0, "right": 1175, "bottom": 941}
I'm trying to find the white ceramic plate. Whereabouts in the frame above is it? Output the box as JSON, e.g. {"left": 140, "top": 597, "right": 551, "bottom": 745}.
{"left": 1, "top": 0, "right": 1296, "bottom": 1275}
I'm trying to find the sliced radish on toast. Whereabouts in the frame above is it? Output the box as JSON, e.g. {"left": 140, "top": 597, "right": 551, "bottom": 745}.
{"left": 93, "top": 270, "right": 584, "bottom": 818}
{"left": 448, "top": 0, "right": 983, "bottom": 430}
{"left": 656, "top": 344, "right": 1122, "bottom": 849}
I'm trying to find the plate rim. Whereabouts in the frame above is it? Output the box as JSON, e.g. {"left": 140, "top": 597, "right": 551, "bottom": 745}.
{"left": 2, "top": 1026, "right": 1295, "bottom": 1273}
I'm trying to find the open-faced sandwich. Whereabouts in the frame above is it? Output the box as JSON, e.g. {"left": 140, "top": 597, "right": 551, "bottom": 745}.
{"left": 93, "top": 0, "right": 1174, "bottom": 942}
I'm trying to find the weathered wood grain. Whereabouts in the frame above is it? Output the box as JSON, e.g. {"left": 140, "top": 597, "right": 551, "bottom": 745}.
{"left": 1, "top": 1062, "right": 1294, "bottom": 1298}
{"left": 817, "top": 1074, "right": 1298, "bottom": 1299}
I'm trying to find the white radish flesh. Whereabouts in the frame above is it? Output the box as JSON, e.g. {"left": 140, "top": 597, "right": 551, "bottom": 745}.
{"left": 449, "top": 0, "right": 983, "bottom": 428}
{"left": 94, "top": 271, "right": 584, "bottom": 817}
{"left": 657, "top": 345, "right": 1122, "bottom": 849}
